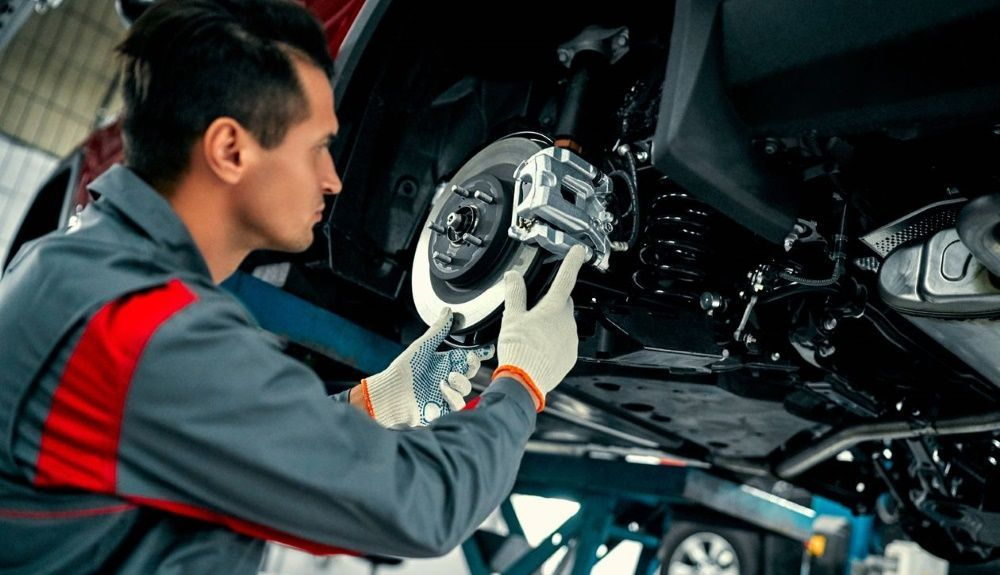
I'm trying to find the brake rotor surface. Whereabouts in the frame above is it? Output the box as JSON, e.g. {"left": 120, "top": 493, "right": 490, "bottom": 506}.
{"left": 412, "top": 136, "right": 546, "bottom": 335}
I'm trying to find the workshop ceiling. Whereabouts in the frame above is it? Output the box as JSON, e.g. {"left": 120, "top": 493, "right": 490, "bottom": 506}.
{"left": 0, "top": 1, "right": 123, "bottom": 157}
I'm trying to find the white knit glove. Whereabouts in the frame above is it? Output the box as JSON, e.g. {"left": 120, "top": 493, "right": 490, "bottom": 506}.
{"left": 362, "top": 308, "right": 494, "bottom": 427}
{"left": 493, "top": 245, "right": 587, "bottom": 410}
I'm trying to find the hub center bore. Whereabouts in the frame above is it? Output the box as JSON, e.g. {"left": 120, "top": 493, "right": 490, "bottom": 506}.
{"left": 446, "top": 205, "right": 479, "bottom": 244}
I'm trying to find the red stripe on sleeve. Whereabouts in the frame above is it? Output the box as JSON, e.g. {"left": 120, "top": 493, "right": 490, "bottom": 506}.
{"left": 126, "top": 496, "right": 357, "bottom": 556}
{"left": 34, "top": 280, "right": 198, "bottom": 491}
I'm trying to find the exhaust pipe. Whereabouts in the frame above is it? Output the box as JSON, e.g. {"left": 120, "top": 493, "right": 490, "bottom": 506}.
{"left": 775, "top": 411, "right": 1000, "bottom": 479}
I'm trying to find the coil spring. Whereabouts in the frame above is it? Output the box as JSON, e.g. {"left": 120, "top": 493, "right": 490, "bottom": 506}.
{"left": 631, "top": 181, "right": 714, "bottom": 302}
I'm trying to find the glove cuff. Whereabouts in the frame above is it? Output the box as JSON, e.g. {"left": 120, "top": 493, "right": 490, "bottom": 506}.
{"left": 493, "top": 364, "right": 545, "bottom": 412}
{"left": 359, "top": 379, "right": 377, "bottom": 419}
{"left": 498, "top": 340, "right": 562, "bottom": 386}
{"left": 363, "top": 373, "right": 416, "bottom": 427}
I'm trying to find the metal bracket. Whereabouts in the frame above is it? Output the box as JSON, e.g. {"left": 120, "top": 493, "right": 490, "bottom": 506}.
{"left": 556, "top": 25, "right": 630, "bottom": 68}
{"left": 783, "top": 218, "right": 823, "bottom": 252}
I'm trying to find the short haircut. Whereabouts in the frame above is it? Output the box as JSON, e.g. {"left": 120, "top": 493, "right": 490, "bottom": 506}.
{"left": 117, "top": 0, "right": 335, "bottom": 191}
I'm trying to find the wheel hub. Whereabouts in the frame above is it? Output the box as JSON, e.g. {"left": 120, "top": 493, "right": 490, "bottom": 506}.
{"left": 427, "top": 173, "right": 511, "bottom": 287}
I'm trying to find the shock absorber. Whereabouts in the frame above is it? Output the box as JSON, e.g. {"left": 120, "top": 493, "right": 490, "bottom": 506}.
{"left": 631, "top": 178, "right": 715, "bottom": 303}
{"left": 552, "top": 26, "right": 630, "bottom": 153}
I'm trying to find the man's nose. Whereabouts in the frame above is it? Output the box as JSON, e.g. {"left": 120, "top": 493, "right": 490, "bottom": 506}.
{"left": 322, "top": 156, "right": 343, "bottom": 196}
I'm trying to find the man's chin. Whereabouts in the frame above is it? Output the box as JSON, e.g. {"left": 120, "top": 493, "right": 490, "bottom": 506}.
{"left": 269, "top": 232, "right": 314, "bottom": 254}
{"left": 290, "top": 234, "right": 314, "bottom": 253}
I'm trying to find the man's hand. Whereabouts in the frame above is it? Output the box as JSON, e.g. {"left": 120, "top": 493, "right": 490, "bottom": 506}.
{"left": 360, "top": 308, "right": 494, "bottom": 427}
{"left": 493, "top": 245, "right": 587, "bottom": 410}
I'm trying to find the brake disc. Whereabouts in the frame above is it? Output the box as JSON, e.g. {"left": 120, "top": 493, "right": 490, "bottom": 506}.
{"left": 412, "top": 136, "right": 548, "bottom": 336}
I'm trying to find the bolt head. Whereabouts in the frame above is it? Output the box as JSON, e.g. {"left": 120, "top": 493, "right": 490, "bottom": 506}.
{"left": 771, "top": 352, "right": 781, "bottom": 361}
{"left": 558, "top": 50, "right": 571, "bottom": 64}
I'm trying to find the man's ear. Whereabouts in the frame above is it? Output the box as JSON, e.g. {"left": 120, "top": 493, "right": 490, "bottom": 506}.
{"left": 201, "top": 117, "right": 255, "bottom": 185}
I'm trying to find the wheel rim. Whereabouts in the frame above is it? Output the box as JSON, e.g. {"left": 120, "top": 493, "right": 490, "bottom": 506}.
{"left": 665, "top": 531, "right": 740, "bottom": 575}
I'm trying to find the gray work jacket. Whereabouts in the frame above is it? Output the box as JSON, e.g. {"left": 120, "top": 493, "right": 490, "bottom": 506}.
{"left": 0, "top": 165, "right": 536, "bottom": 574}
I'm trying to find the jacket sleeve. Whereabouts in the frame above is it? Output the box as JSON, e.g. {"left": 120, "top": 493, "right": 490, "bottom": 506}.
{"left": 329, "top": 388, "right": 352, "bottom": 403}
{"left": 114, "top": 291, "right": 537, "bottom": 557}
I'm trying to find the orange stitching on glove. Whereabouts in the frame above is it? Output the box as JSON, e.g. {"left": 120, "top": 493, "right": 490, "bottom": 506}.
{"left": 492, "top": 365, "right": 545, "bottom": 412}
{"left": 359, "top": 379, "right": 376, "bottom": 419}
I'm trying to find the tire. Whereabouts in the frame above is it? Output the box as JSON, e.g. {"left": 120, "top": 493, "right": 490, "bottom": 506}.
{"left": 656, "top": 521, "right": 761, "bottom": 575}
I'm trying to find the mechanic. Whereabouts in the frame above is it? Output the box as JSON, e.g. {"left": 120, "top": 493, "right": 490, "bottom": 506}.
{"left": 0, "top": 0, "right": 586, "bottom": 572}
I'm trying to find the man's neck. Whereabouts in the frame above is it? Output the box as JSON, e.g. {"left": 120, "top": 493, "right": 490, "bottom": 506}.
{"left": 167, "top": 182, "right": 251, "bottom": 284}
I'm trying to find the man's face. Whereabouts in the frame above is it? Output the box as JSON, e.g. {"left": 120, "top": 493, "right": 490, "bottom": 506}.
{"left": 236, "top": 58, "right": 342, "bottom": 253}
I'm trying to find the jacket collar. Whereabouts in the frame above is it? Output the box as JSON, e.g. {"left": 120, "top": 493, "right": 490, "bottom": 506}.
{"left": 88, "top": 164, "right": 214, "bottom": 281}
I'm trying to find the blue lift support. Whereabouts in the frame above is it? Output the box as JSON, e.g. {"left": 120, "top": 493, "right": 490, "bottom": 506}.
{"left": 463, "top": 450, "right": 805, "bottom": 575}
{"left": 225, "top": 271, "right": 875, "bottom": 575}
{"left": 459, "top": 447, "right": 875, "bottom": 575}
{"left": 223, "top": 271, "right": 403, "bottom": 374}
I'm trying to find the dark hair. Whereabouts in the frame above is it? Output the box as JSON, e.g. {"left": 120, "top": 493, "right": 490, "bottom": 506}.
{"left": 117, "top": 0, "right": 335, "bottom": 191}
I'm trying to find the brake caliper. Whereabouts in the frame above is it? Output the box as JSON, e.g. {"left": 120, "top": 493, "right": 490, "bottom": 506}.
{"left": 509, "top": 146, "right": 617, "bottom": 271}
